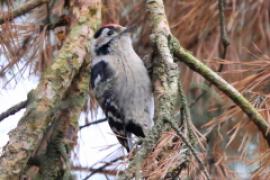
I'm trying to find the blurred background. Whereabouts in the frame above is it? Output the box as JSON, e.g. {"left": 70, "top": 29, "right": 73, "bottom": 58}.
{"left": 1, "top": 0, "right": 270, "bottom": 179}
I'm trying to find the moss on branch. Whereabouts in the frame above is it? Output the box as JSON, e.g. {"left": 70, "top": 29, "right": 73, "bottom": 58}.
{"left": 0, "top": 1, "right": 101, "bottom": 179}
{"left": 27, "top": 60, "right": 91, "bottom": 179}
{"left": 169, "top": 36, "right": 270, "bottom": 146}
{"left": 119, "top": 0, "right": 180, "bottom": 179}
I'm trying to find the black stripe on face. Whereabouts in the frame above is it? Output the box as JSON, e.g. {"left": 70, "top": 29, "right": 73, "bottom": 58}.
{"left": 94, "top": 28, "right": 104, "bottom": 39}
{"left": 95, "top": 42, "right": 110, "bottom": 56}
{"left": 126, "top": 121, "right": 145, "bottom": 138}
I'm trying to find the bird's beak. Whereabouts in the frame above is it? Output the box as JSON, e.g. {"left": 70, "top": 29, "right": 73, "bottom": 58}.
{"left": 112, "top": 26, "right": 136, "bottom": 41}
{"left": 121, "top": 26, "right": 136, "bottom": 34}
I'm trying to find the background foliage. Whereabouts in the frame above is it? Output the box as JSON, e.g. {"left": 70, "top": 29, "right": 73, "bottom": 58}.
{"left": 1, "top": 0, "right": 270, "bottom": 179}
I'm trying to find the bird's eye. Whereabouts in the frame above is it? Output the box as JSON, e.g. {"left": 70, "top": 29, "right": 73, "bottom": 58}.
{"left": 107, "top": 30, "right": 114, "bottom": 36}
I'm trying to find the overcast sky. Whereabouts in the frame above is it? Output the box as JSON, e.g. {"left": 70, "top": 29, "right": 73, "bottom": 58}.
{"left": 0, "top": 75, "right": 124, "bottom": 179}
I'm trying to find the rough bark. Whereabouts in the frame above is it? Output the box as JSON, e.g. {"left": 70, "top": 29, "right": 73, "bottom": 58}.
{"left": 25, "top": 59, "right": 91, "bottom": 179}
{"left": 0, "top": 1, "right": 101, "bottom": 179}
{"left": 119, "top": 0, "right": 180, "bottom": 179}
{"left": 120, "top": 0, "right": 269, "bottom": 179}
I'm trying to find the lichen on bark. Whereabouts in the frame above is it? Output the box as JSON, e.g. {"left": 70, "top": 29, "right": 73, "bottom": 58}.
{"left": 119, "top": 0, "right": 181, "bottom": 179}
{"left": 0, "top": 1, "right": 101, "bottom": 179}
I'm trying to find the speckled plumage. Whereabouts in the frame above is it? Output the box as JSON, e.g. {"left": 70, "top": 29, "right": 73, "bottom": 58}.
{"left": 90, "top": 25, "right": 154, "bottom": 151}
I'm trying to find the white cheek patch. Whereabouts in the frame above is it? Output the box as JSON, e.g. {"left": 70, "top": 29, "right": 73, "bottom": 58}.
{"left": 149, "top": 95, "right": 154, "bottom": 126}
{"left": 94, "top": 74, "right": 101, "bottom": 87}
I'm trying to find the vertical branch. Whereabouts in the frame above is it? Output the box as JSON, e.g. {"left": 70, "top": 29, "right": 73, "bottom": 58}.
{"left": 190, "top": 0, "right": 230, "bottom": 104}
{"left": 207, "top": 0, "right": 231, "bottom": 173}
{"left": 164, "top": 43, "right": 207, "bottom": 178}
{"left": 119, "top": 0, "right": 180, "bottom": 178}
{"left": 26, "top": 60, "right": 91, "bottom": 179}
{"left": 217, "top": 0, "right": 230, "bottom": 60}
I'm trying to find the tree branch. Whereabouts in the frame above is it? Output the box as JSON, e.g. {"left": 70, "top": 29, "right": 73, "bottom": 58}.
{"left": 170, "top": 37, "right": 270, "bottom": 146}
{"left": 27, "top": 59, "right": 91, "bottom": 179}
{"left": 83, "top": 156, "right": 124, "bottom": 180}
{"left": 190, "top": 0, "right": 230, "bottom": 107}
{"left": 82, "top": 156, "right": 124, "bottom": 180}
{"left": 79, "top": 118, "right": 107, "bottom": 130}
{"left": 72, "top": 166, "right": 119, "bottom": 176}
{"left": 0, "top": 1, "right": 101, "bottom": 178}
{"left": 0, "top": 0, "right": 48, "bottom": 25}
{"left": 0, "top": 100, "right": 27, "bottom": 122}
{"left": 119, "top": 0, "right": 179, "bottom": 179}
{"left": 218, "top": 0, "right": 230, "bottom": 60}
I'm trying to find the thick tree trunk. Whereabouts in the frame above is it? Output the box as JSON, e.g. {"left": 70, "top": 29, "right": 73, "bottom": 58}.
{"left": 0, "top": 1, "right": 101, "bottom": 179}
{"left": 120, "top": 0, "right": 267, "bottom": 179}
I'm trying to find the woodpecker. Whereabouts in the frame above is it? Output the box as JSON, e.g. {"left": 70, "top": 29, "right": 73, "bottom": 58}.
{"left": 90, "top": 24, "right": 154, "bottom": 152}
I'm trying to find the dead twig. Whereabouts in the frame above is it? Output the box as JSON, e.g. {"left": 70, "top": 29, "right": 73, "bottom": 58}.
{"left": 217, "top": 0, "right": 230, "bottom": 70}
{"left": 165, "top": 119, "right": 210, "bottom": 180}
{"left": 190, "top": 0, "right": 230, "bottom": 106}
{"left": 72, "top": 166, "right": 119, "bottom": 176}
{"left": 79, "top": 118, "right": 107, "bottom": 130}
{"left": 82, "top": 156, "right": 124, "bottom": 180}
{"left": 0, "top": 100, "right": 27, "bottom": 122}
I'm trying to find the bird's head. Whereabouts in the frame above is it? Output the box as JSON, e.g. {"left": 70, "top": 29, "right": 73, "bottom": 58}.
{"left": 92, "top": 24, "right": 132, "bottom": 51}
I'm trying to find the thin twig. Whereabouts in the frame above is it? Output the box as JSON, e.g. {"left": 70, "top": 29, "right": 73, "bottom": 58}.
{"left": 218, "top": 0, "right": 230, "bottom": 60}
{"left": 190, "top": 0, "right": 230, "bottom": 105}
{"left": 165, "top": 120, "right": 211, "bottom": 180}
{"left": 204, "top": 1, "right": 230, "bottom": 171}
{"left": 189, "top": 90, "right": 208, "bottom": 107}
{"left": 0, "top": 100, "right": 27, "bottom": 122}
{"left": 82, "top": 156, "right": 124, "bottom": 180}
{"left": 0, "top": 0, "right": 48, "bottom": 25}
{"left": 72, "top": 166, "right": 119, "bottom": 176}
{"left": 79, "top": 118, "right": 107, "bottom": 130}
{"left": 217, "top": 0, "right": 230, "bottom": 71}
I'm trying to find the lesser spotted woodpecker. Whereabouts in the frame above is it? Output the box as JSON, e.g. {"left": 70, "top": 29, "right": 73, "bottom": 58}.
{"left": 90, "top": 24, "right": 154, "bottom": 152}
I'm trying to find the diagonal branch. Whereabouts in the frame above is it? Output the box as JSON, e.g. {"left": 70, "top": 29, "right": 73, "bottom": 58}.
{"left": 119, "top": 0, "right": 180, "bottom": 179}
{"left": 0, "top": 0, "right": 48, "bottom": 25}
{"left": 190, "top": 0, "right": 230, "bottom": 108}
{"left": 82, "top": 156, "right": 124, "bottom": 180}
{"left": 0, "top": 100, "right": 27, "bottom": 122}
{"left": 72, "top": 166, "right": 119, "bottom": 176}
{"left": 170, "top": 38, "right": 270, "bottom": 146}
{"left": 79, "top": 118, "right": 107, "bottom": 130}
